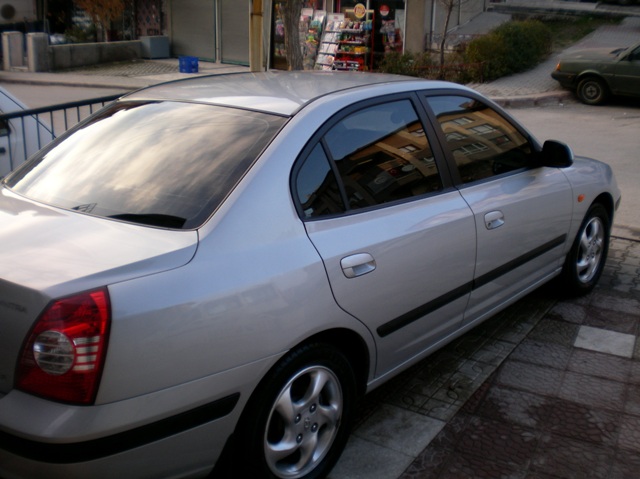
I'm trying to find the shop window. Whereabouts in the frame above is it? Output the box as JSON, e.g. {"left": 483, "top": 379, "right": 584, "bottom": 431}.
{"left": 296, "top": 143, "right": 346, "bottom": 219}
{"left": 324, "top": 100, "right": 442, "bottom": 211}
{"left": 425, "top": 95, "right": 534, "bottom": 184}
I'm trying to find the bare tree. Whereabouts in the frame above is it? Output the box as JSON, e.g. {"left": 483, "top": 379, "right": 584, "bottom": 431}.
{"left": 73, "top": 0, "right": 125, "bottom": 42}
{"left": 436, "top": 0, "right": 472, "bottom": 76}
{"left": 281, "top": 0, "right": 303, "bottom": 70}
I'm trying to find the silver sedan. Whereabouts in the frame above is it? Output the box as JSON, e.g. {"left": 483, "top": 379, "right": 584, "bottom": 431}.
{"left": 0, "top": 72, "right": 620, "bottom": 479}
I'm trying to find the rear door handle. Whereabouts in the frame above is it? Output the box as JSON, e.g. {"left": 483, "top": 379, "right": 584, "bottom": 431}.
{"left": 341, "top": 253, "right": 376, "bottom": 278}
{"left": 485, "top": 211, "right": 505, "bottom": 230}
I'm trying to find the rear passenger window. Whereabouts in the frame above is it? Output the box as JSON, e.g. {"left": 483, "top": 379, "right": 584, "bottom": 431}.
{"left": 425, "top": 96, "right": 533, "bottom": 184}
{"left": 324, "top": 100, "right": 442, "bottom": 211}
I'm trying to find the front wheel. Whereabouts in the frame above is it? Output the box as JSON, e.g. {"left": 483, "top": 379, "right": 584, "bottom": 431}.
{"left": 561, "top": 203, "right": 610, "bottom": 296}
{"left": 577, "top": 77, "right": 608, "bottom": 105}
{"left": 235, "top": 343, "right": 356, "bottom": 479}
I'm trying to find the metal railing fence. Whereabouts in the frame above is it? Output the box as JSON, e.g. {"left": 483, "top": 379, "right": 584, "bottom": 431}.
{"left": 0, "top": 94, "right": 121, "bottom": 171}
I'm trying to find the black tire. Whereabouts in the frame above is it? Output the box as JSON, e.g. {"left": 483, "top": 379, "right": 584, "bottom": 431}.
{"left": 234, "top": 343, "right": 356, "bottom": 479}
{"left": 576, "top": 77, "right": 608, "bottom": 105}
{"left": 561, "top": 203, "right": 610, "bottom": 296}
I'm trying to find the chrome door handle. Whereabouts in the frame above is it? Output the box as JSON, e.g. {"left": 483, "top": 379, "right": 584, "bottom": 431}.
{"left": 341, "top": 253, "right": 376, "bottom": 278}
{"left": 485, "top": 211, "right": 505, "bottom": 230}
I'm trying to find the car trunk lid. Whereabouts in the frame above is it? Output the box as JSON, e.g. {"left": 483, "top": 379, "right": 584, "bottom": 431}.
{"left": 0, "top": 188, "right": 198, "bottom": 395}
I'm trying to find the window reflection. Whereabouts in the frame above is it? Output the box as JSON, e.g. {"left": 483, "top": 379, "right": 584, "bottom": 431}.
{"left": 326, "top": 100, "right": 442, "bottom": 210}
{"left": 6, "top": 102, "right": 285, "bottom": 229}
{"left": 426, "top": 96, "right": 533, "bottom": 183}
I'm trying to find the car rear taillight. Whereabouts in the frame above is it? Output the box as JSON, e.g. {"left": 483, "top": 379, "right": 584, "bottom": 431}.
{"left": 15, "top": 288, "right": 111, "bottom": 405}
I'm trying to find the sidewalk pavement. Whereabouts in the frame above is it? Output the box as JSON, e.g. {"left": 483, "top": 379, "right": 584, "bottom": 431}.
{"left": 1, "top": 15, "right": 639, "bottom": 479}
{"left": 330, "top": 236, "right": 640, "bottom": 479}
{"left": 0, "top": 14, "right": 638, "bottom": 106}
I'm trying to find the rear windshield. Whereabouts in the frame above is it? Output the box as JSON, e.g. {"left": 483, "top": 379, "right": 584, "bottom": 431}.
{"left": 5, "top": 101, "right": 285, "bottom": 229}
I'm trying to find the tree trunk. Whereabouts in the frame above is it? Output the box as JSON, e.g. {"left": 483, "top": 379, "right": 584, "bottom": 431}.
{"left": 439, "top": 2, "right": 454, "bottom": 79}
{"left": 283, "top": 0, "right": 303, "bottom": 70}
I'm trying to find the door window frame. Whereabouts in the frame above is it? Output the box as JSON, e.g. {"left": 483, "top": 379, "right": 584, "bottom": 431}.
{"left": 418, "top": 90, "right": 543, "bottom": 188}
{"left": 290, "top": 92, "right": 455, "bottom": 221}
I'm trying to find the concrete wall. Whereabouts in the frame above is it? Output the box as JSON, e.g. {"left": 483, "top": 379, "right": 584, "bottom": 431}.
{"left": 49, "top": 41, "right": 142, "bottom": 70}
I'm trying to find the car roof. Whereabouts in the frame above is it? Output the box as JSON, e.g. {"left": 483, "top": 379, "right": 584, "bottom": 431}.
{"left": 123, "top": 71, "right": 441, "bottom": 116}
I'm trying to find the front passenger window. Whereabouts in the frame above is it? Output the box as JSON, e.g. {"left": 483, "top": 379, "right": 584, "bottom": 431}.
{"left": 426, "top": 96, "right": 533, "bottom": 184}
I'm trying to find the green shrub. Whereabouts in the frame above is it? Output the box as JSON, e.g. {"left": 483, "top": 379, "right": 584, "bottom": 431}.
{"left": 377, "top": 51, "right": 434, "bottom": 77}
{"left": 464, "top": 20, "right": 552, "bottom": 81}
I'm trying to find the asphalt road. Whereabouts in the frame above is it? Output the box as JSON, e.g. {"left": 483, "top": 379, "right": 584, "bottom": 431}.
{"left": 508, "top": 100, "right": 640, "bottom": 230}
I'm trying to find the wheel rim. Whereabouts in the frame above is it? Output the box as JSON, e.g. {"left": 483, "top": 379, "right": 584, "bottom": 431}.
{"left": 582, "top": 81, "right": 601, "bottom": 102}
{"left": 264, "top": 365, "right": 343, "bottom": 478}
{"left": 576, "top": 216, "right": 605, "bottom": 283}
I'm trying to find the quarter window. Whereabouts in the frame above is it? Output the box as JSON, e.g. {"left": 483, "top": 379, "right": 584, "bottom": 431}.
{"left": 426, "top": 96, "right": 533, "bottom": 184}
{"left": 295, "top": 143, "right": 346, "bottom": 219}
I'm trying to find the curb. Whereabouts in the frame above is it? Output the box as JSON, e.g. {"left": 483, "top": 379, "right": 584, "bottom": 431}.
{"left": 489, "top": 90, "right": 574, "bottom": 108}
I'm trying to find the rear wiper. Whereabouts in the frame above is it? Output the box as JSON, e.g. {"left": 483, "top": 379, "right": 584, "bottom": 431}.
{"left": 108, "top": 213, "right": 187, "bottom": 228}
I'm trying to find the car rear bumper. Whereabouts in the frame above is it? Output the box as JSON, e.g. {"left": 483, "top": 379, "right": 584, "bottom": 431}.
{"left": 0, "top": 393, "right": 239, "bottom": 479}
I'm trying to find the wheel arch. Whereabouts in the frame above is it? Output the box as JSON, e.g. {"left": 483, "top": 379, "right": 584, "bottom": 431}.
{"left": 592, "top": 192, "right": 615, "bottom": 227}
{"left": 295, "top": 328, "right": 371, "bottom": 397}
{"left": 576, "top": 72, "right": 611, "bottom": 92}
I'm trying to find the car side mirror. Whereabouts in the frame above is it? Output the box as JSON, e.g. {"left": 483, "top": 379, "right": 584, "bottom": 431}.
{"left": 541, "top": 140, "right": 573, "bottom": 168}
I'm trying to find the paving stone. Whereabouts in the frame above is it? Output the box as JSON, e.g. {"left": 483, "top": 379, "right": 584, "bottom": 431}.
{"left": 547, "top": 302, "right": 587, "bottom": 325}
{"left": 398, "top": 443, "right": 452, "bottom": 479}
{"left": 538, "top": 398, "right": 620, "bottom": 447}
{"left": 496, "top": 361, "right": 564, "bottom": 396}
{"left": 558, "top": 372, "right": 626, "bottom": 412}
{"left": 609, "top": 449, "right": 640, "bottom": 479}
{"left": 589, "top": 292, "right": 640, "bottom": 316}
{"left": 353, "top": 404, "right": 445, "bottom": 456}
{"left": 574, "top": 326, "right": 636, "bottom": 358}
{"left": 473, "top": 386, "right": 548, "bottom": 428}
{"left": 532, "top": 433, "right": 615, "bottom": 479}
{"left": 509, "top": 339, "right": 572, "bottom": 370}
{"left": 329, "top": 436, "right": 414, "bottom": 479}
{"left": 624, "top": 383, "right": 640, "bottom": 417}
{"left": 567, "top": 349, "right": 632, "bottom": 382}
{"left": 582, "top": 306, "right": 640, "bottom": 336}
{"left": 617, "top": 414, "right": 640, "bottom": 454}
{"left": 456, "top": 416, "right": 538, "bottom": 468}
{"left": 527, "top": 319, "right": 579, "bottom": 347}
{"left": 630, "top": 361, "right": 640, "bottom": 385}
{"left": 435, "top": 450, "right": 528, "bottom": 479}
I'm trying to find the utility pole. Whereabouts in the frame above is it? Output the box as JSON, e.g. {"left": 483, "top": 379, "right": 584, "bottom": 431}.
{"left": 250, "top": 0, "right": 264, "bottom": 72}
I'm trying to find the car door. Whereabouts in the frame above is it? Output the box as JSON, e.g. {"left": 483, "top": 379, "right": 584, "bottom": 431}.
{"left": 292, "top": 96, "right": 476, "bottom": 376}
{"left": 422, "top": 93, "right": 573, "bottom": 324}
{"left": 611, "top": 44, "right": 640, "bottom": 97}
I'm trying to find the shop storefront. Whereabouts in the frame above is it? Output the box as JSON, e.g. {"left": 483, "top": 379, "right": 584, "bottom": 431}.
{"left": 271, "top": 0, "right": 406, "bottom": 71}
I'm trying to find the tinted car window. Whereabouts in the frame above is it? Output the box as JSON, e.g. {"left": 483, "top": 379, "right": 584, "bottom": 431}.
{"left": 5, "top": 101, "right": 285, "bottom": 229}
{"left": 425, "top": 96, "right": 533, "bottom": 184}
{"left": 296, "top": 143, "right": 346, "bottom": 219}
{"left": 323, "top": 100, "right": 442, "bottom": 211}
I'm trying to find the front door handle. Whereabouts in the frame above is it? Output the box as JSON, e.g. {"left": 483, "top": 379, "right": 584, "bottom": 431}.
{"left": 341, "top": 253, "right": 376, "bottom": 278}
{"left": 485, "top": 211, "right": 505, "bottom": 230}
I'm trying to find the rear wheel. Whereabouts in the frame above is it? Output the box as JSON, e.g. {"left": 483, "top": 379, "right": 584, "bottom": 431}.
{"left": 561, "top": 203, "right": 610, "bottom": 296}
{"left": 577, "top": 77, "right": 608, "bottom": 105}
{"left": 235, "top": 343, "right": 356, "bottom": 479}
